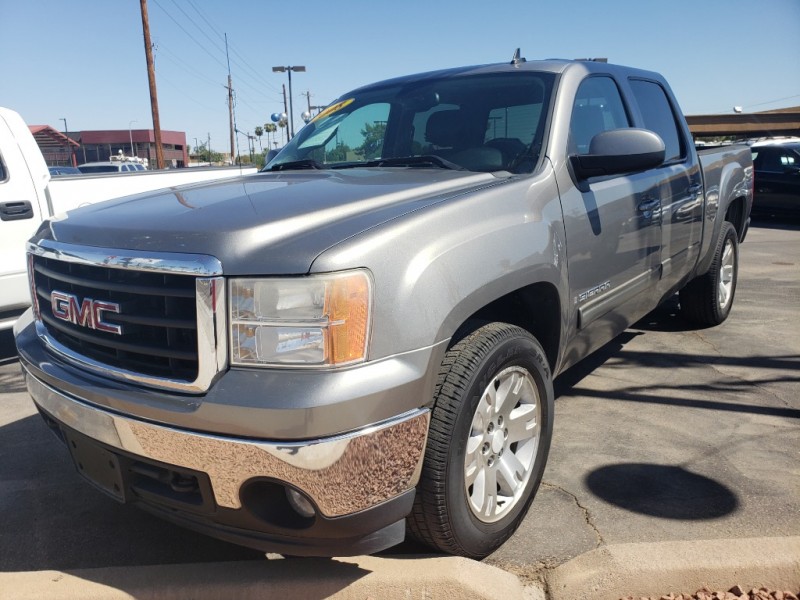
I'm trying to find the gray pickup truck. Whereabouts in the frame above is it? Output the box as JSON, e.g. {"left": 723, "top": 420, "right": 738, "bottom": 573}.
{"left": 15, "top": 55, "right": 753, "bottom": 559}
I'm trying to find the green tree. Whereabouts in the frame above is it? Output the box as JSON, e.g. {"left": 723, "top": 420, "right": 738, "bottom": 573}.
{"left": 192, "top": 142, "right": 224, "bottom": 164}
{"left": 322, "top": 143, "right": 352, "bottom": 163}
{"left": 263, "top": 123, "right": 278, "bottom": 148}
{"left": 355, "top": 121, "right": 386, "bottom": 160}
{"left": 254, "top": 126, "right": 264, "bottom": 150}
{"left": 277, "top": 120, "right": 287, "bottom": 145}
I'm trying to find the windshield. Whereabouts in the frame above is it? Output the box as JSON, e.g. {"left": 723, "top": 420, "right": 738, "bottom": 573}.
{"left": 78, "top": 165, "right": 121, "bottom": 173}
{"left": 266, "top": 71, "right": 555, "bottom": 174}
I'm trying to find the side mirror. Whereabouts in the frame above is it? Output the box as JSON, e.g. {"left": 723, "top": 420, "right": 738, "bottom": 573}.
{"left": 571, "top": 128, "right": 665, "bottom": 180}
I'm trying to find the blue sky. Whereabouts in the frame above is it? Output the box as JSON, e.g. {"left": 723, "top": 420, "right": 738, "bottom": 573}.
{"left": 2, "top": 0, "right": 799, "bottom": 155}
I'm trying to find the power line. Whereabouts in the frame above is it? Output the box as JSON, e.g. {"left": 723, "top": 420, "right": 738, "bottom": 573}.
{"left": 168, "top": 0, "right": 227, "bottom": 57}
{"left": 156, "top": 0, "right": 277, "bottom": 104}
{"left": 745, "top": 94, "right": 800, "bottom": 110}
{"left": 151, "top": 0, "right": 289, "bottom": 139}
{"left": 185, "top": 0, "right": 282, "bottom": 95}
{"left": 157, "top": 43, "right": 221, "bottom": 88}
{"left": 715, "top": 93, "right": 800, "bottom": 114}
{"left": 155, "top": 0, "right": 280, "bottom": 103}
{"left": 158, "top": 76, "right": 223, "bottom": 114}
{"left": 150, "top": 0, "right": 228, "bottom": 71}
{"left": 186, "top": 0, "right": 225, "bottom": 43}
{"left": 229, "top": 45, "right": 282, "bottom": 94}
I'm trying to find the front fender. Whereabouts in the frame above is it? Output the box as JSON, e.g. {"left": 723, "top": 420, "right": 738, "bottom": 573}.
{"left": 311, "top": 168, "right": 568, "bottom": 375}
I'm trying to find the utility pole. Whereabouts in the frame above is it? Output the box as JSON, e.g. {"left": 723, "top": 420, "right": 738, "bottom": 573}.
{"left": 139, "top": 0, "right": 165, "bottom": 169}
{"left": 207, "top": 132, "right": 211, "bottom": 164}
{"left": 225, "top": 34, "right": 236, "bottom": 165}
{"left": 303, "top": 91, "right": 312, "bottom": 113}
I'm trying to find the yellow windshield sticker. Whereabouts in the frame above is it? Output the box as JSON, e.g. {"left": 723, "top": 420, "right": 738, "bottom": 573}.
{"left": 312, "top": 98, "right": 355, "bottom": 122}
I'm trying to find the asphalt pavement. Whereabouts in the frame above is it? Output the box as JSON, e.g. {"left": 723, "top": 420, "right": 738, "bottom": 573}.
{"left": 1, "top": 219, "right": 798, "bottom": 599}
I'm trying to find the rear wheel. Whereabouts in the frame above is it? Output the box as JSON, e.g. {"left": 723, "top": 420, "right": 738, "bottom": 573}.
{"left": 681, "top": 221, "right": 739, "bottom": 326}
{"left": 407, "top": 322, "right": 554, "bottom": 559}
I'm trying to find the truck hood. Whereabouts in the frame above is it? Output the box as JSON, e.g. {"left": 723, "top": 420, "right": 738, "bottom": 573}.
{"left": 41, "top": 169, "right": 498, "bottom": 274}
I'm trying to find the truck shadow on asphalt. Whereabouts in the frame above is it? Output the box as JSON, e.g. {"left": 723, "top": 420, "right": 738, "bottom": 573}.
{"left": 584, "top": 463, "right": 738, "bottom": 519}
{"left": 554, "top": 297, "right": 800, "bottom": 420}
{"left": 553, "top": 295, "right": 797, "bottom": 522}
{"left": 0, "top": 412, "right": 266, "bottom": 572}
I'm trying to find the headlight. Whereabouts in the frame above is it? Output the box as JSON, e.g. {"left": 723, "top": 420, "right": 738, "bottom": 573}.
{"left": 229, "top": 270, "right": 372, "bottom": 367}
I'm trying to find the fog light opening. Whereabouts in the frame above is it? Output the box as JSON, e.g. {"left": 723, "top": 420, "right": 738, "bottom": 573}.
{"left": 285, "top": 487, "right": 316, "bottom": 519}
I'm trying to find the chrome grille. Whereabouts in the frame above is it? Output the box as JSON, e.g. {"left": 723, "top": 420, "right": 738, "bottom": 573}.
{"left": 33, "top": 255, "right": 199, "bottom": 380}
{"left": 28, "top": 240, "right": 227, "bottom": 393}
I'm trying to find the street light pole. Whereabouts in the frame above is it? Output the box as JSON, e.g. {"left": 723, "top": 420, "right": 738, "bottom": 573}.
{"left": 129, "top": 120, "right": 138, "bottom": 158}
{"left": 272, "top": 65, "right": 306, "bottom": 139}
{"left": 60, "top": 117, "right": 72, "bottom": 166}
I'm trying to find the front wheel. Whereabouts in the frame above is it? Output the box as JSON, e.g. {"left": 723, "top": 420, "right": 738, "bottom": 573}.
{"left": 680, "top": 221, "right": 739, "bottom": 326}
{"left": 407, "top": 322, "right": 554, "bottom": 559}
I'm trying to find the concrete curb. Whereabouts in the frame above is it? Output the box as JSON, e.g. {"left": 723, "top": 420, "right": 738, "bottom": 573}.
{"left": 0, "top": 555, "right": 526, "bottom": 600}
{"left": 2, "top": 537, "right": 798, "bottom": 599}
{"left": 545, "top": 536, "right": 800, "bottom": 600}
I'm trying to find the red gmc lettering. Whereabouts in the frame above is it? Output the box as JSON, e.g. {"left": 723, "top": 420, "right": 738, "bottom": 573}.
{"left": 50, "top": 291, "right": 122, "bottom": 335}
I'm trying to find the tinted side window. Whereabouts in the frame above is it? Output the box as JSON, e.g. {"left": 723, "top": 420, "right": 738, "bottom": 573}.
{"left": 780, "top": 151, "right": 798, "bottom": 167}
{"left": 629, "top": 79, "right": 684, "bottom": 163}
{"left": 757, "top": 149, "right": 782, "bottom": 172}
{"left": 0, "top": 153, "right": 6, "bottom": 182}
{"left": 757, "top": 148, "right": 800, "bottom": 172}
{"left": 570, "top": 77, "right": 630, "bottom": 155}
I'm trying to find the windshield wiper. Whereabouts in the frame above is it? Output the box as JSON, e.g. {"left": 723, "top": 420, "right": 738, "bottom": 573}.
{"left": 363, "top": 155, "right": 466, "bottom": 171}
{"left": 267, "top": 159, "right": 325, "bottom": 171}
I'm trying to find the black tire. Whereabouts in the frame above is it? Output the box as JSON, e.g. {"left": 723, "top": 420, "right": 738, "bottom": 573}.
{"left": 407, "top": 322, "right": 554, "bottom": 559}
{"left": 680, "top": 221, "right": 739, "bottom": 326}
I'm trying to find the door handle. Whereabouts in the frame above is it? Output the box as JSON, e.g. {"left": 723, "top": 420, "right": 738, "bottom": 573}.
{"left": 638, "top": 198, "right": 660, "bottom": 212}
{"left": 0, "top": 201, "right": 34, "bottom": 221}
{"left": 688, "top": 183, "right": 703, "bottom": 197}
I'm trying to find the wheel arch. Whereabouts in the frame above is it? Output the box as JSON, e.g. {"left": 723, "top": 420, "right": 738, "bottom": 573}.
{"left": 440, "top": 280, "right": 562, "bottom": 374}
{"left": 725, "top": 195, "right": 748, "bottom": 241}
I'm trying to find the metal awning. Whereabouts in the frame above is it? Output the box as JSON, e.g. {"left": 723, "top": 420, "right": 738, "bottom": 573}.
{"left": 29, "top": 125, "right": 80, "bottom": 149}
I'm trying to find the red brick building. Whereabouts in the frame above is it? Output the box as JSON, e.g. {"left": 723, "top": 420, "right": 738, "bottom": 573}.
{"left": 30, "top": 126, "right": 189, "bottom": 168}
{"left": 78, "top": 129, "right": 188, "bottom": 167}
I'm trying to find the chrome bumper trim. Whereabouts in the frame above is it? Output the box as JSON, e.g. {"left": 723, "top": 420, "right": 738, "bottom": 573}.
{"left": 25, "top": 369, "right": 430, "bottom": 517}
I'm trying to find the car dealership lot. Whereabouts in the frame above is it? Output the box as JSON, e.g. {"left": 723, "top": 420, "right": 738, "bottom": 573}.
{"left": 0, "top": 221, "right": 797, "bottom": 588}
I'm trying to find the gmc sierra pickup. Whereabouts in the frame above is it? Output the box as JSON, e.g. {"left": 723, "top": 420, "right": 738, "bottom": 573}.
{"left": 15, "top": 55, "right": 753, "bottom": 559}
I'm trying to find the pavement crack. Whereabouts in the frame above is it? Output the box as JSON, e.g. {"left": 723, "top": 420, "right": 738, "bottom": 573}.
{"left": 541, "top": 482, "right": 603, "bottom": 548}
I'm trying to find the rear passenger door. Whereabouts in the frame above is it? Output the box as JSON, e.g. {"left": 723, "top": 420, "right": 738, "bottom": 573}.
{"left": 628, "top": 78, "right": 703, "bottom": 296}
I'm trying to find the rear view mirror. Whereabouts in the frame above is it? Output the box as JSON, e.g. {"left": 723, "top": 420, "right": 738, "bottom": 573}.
{"left": 571, "top": 128, "right": 665, "bottom": 180}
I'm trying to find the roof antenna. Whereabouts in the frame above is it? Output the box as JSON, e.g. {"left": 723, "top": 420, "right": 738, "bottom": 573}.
{"left": 511, "top": 48, "right": 526, "bottom": 65}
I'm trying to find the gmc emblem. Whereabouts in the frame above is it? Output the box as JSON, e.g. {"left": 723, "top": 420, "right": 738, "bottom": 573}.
{"left": 50, "top": 291, "right": 123, "bottom": 335}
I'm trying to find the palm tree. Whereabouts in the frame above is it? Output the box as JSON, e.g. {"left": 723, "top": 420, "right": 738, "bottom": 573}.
{"left": 263, "top": 123, "right": 277, "bottom": 148}
{"left": 254, "top": 126, "right": 264, "bottom": 150}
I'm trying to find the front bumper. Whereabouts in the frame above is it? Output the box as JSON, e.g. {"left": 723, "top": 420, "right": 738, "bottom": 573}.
{"left": 21, "top": 364, "right": 430, "bottom": 555}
